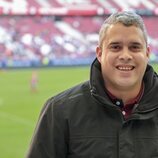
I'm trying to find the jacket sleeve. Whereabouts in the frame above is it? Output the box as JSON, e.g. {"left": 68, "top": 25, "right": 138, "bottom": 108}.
{"left": 26, "top": 98, "right": 69, "bottom": 158}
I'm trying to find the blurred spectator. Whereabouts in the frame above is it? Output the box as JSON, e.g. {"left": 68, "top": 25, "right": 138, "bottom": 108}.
{"left": 30, "top": 70, "right": 38, "bottom": 93}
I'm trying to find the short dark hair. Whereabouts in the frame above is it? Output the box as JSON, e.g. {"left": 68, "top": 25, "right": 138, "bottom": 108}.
{"left": 98, "top": 11, "right": 148, "bottom": 47}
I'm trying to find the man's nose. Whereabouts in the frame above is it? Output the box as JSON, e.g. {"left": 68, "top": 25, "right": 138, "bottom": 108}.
{"left": 118, "top": 48, "right": 132, "bottom": 61}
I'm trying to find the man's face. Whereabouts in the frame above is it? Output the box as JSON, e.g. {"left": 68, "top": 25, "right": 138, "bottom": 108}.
{"left": 96, "top": 23, "right": 150, "bottom": 92}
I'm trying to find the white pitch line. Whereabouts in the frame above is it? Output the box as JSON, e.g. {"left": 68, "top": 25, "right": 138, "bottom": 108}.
{"left": 0, "top": 111, "right": 34, "bottom": 127}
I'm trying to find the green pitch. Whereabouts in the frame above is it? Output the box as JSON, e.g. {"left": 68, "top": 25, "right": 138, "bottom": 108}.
{"left": 0, "top": 67, "right": 89, "bottom": 158}
{"left": 0, "top": 64, "right": 158, "bottom": 158}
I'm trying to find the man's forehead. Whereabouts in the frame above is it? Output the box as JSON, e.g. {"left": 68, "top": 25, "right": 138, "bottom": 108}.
{"left": 104, "top": 26, "right": 145, "bottom": 45}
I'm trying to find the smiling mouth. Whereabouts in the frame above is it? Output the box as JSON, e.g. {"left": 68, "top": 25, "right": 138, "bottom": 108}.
{"left": 116, "top": 66, "right": 135, "bottom": 71}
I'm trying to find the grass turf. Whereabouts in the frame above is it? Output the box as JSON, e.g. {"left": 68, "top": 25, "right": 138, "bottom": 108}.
{"left": 0, "top": 67, "right": 89, "bottom": 158}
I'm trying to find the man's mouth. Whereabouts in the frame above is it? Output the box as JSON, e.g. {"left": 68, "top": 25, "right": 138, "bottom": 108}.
{"left": 116, "top": 66, "right": 135, "bottom": 71}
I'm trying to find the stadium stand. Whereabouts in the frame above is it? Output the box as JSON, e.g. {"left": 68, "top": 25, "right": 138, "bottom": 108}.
{"left": 1, "top": 0, "right": 158, "bottom": 15}
{"left": 0, "top": 0, "right": 158, "bottom": 68}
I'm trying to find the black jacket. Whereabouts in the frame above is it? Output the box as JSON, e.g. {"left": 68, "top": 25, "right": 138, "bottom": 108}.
{"left": 27, "top": 59, "right": 158, "bottom": 158}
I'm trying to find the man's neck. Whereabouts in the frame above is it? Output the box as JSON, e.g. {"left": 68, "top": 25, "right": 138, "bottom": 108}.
{"left": 106, "top": 83, "right": 143, "bottom": 105}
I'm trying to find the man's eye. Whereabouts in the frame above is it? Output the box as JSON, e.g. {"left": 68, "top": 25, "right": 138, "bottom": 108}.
{"left": 110, "top": 45, "right": 121, "bottom": 51}
{"left": 130, "top": 45, "right": 141, "bottom": 51}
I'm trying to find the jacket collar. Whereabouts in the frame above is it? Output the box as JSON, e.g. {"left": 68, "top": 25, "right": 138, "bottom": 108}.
{"left": 90, "top": 58, "right": 105, "bottom": 96}
{"left": 90, "top": 58, "right": 158, "bottom": 113}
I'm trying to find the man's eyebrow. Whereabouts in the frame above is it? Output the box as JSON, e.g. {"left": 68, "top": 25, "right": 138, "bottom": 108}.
{"left": 108, "top": 41, "right": 143, "bottom": 46}
{"left": 109, "top": 42, "right": 122, "bottom": 45}
{"left": 130, "top": 42, "right": 142, "bottom": 46}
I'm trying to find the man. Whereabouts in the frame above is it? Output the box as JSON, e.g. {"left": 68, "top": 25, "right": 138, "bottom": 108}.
{"left": 27, "top": 11, "right": 158, "bottom": 158}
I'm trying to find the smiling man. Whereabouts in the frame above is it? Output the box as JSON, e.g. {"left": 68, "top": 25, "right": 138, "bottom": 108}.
{"left": 27, "top": 12, "right": 158, "bottom": 158}
{"left": 96, "top": 20, "right": 150, "bottom": 105}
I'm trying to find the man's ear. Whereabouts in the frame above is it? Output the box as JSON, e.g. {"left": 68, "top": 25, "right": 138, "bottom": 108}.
{"left": 146, "top": 46, "right": 150, "bottom": 60}
{"left": 96, "top": 46, "right": 102, "bottom": 63}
